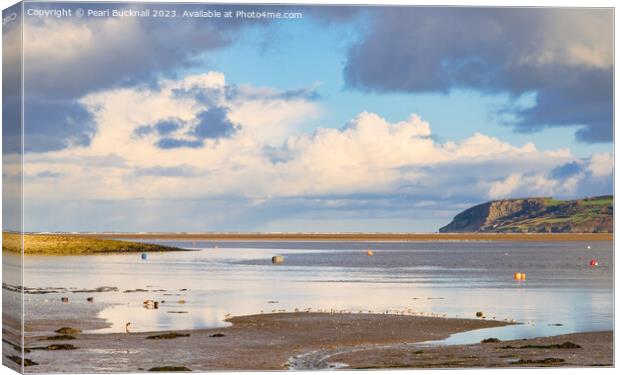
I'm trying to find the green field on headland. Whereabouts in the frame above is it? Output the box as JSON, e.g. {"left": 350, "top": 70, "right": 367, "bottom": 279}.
{"left": 2, "top": 232, "right": 185, "bottom": 255}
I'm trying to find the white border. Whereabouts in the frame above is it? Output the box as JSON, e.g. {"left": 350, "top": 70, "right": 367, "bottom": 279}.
{"left": 0, "top": 1, "right": 616, "bottom": 375}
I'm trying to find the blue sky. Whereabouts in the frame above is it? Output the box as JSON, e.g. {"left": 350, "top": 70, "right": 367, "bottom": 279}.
{"left": 204, "top": 14, "right": 610, "bottom": 157}
{"left": 7, "top": 3, "right": 613, "bottom": 232}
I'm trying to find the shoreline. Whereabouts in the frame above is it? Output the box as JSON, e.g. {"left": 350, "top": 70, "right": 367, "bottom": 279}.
{"left": 70, "top": 232, "right": 612, "bottom": 242}
{"left": 5, "top": 312, "right": 612, "bottom": 371}
{"left": 2, "top": 233, "right": 188, "bottom": 255}
{"left": 2, "top": 232, "right": 612, "bottom": 257}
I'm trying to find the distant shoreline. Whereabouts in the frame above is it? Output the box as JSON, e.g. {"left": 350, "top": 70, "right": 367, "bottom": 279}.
{"left": 76, "top": 232, "right": 612, "bottom": 242}
{"left": 1, "top": 233, "right": 187, "bottom": 255}
{"left": 3, "top": 232, "right": 611, "bottom": 255}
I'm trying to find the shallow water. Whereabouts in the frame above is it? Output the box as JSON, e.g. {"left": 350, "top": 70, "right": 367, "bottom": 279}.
{"left": 19, "top": 240, "right": 613, "bottom": 344}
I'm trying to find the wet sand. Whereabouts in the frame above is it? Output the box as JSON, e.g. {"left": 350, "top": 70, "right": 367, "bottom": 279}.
{"left": 4, "top": 312, "right": 613, "bottom": 371}
{"left": 8, "top": 313, "right": 510, "bottom": 372}
{"left": 78, "top": 232, "right": 612, "bottom": 242}
{"left": 328, "top": 331, "right": 613, "bottom": 368}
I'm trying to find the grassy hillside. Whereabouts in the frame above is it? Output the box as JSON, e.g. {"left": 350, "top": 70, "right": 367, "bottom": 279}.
{"left": 2, "top": 232, "right": 185, "bottom": 255}
{"left": 441, "top": 195, "right": 613, "bottom": 233}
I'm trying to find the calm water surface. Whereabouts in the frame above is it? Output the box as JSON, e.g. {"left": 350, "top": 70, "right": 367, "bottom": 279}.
{"left": 21, "top": 240, "right": 613, "bottom": 344}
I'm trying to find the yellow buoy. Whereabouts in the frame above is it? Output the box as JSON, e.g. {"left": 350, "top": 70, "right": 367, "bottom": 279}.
{"left": 366, "top": 249, "right": 374, "bottom": 256}
{"left": 514, "top": 272, "right": 523, "bottom": 280}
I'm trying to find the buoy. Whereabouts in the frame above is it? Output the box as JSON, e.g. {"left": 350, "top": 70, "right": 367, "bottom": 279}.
{"left": 61, "top": 297, "right": 69, "bottom": 303}
{"left": 86, "top": 297, "right": 94, "bottom": 302}
{"left": 141, "top": 253, "right": 147, "bottom": 260}
{"left": 272, "top": 255, "right": 284, "bottom": 264}
{"left": 590, "top": 259, "right": 598, "bottom": 267}
{"left": 587, "top": 245, "right": 591, "bottom": 250}
{"left": 521, "top": 273, "right": 526, "bottom": 280}
{"left": 366, "top": 249, "right": 374, "bottom": 256}
{"left": 514, "top": 272, "right": 523, "bottom": 280}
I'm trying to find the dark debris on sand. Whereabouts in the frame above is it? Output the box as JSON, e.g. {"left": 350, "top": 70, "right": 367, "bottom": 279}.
{"left": 146, "top": 333, "right": 190, "bottom": 340}
{"left": 5, "top": 355, "right": 38, "bottom": 366}
{"left": 501, "top": 342, "right": 581, "bottom": 350}
{"left": 148, "top": 366, "right": 192, "bottom": 371}
{"left": 55, "top": 327, "right": 81, "bottom": 335}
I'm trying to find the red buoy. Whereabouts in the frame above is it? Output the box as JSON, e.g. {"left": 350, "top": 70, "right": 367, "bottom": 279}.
{"left": 590, "top": 259, "right": 599, "bottom": 267}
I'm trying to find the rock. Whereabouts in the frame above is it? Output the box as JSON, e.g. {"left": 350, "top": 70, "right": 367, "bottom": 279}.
{"left": 476, "top": 311, "right": 484, "bottom": 318}
{"left": 481, "top": 337, "right": 501, "bottom": 343}
{"left": 209, "top": 333, "right": 226, "bottom": 337}
{"left": 148, "top": 366, "right": 191, "bottom": 372}
{"left": 55, "top": 327, "right": 81, "bottom": 335}
{"left": 31, "top": 344, "right": 77, "bottom": 351}
{"left": 272, "top": 256, "right": 284, "bottom": 264}
{"left": 513, "top": 358, "right": 565, "bottom": 365}
{"left": 146, "top": 332, "right": 190, "bottom": 340}
{"left": 5, "top": 355, "right": 38, "bottom": 366}
{"left": 86, "top": 297, "right": 94, "bottom": 302}
{"left": 44, "top": 344, "right": 77, "bottom": 350}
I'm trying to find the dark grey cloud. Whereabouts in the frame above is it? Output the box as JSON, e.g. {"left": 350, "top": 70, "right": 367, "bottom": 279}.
{"left": 22, "top": 3, "right": 247, "bottom": 99}
{"left": 24, "top": 98, "right": 96, "bottom": 152}
{"left": 21, "top": 3, "right": 257, "bottom": 153}
{"left": 134, "top": 118, "right": 183, "bottom": 138}
{"left": 343, "top": 7, "right": 613, "bottom": 143}
{"left": 18, "top": 3, "right": 359, "bottom": 154}
{"left": 193, "top": 107, "right": 237, "bottom": 139}
{"left": 156, "top": 138, "right": 203, "bottom": 150}
{"left": 136, "top": 108, "right": 237, "bottom": 150}
{"left": 550, "top": 162, "right": 582, "bottom": 179}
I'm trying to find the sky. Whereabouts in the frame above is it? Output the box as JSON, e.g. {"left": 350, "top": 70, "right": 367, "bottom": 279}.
{"left": 4, "top": 2, "right": 614, "bottom": 232}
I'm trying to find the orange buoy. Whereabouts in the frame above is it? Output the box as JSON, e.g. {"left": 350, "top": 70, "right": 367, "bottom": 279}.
{"left": 590, "top": 259, "right": 598, "bottom": 267}
{"left": 521, "top": 272, "right": 526, "bottom": 280}
{"left": 366, "top": 249, "right": 374, "bottom": 256}
{"left": 514, "top": 272, "right": 523, "bottom": 280}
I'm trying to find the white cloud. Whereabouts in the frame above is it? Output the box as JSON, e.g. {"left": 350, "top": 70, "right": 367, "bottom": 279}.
{"left": 587, "top": 152, "right": 613, "bottom": 177}
{"left": 23, "top": 72, "right": 609, "bottom": 208}
{"left": 488, "top": 174, "right": 522, "bottom": 199}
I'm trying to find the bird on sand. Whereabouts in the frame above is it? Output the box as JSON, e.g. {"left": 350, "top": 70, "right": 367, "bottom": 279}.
{"left": 125, "top": 322, "right": 131, "bottom": 333}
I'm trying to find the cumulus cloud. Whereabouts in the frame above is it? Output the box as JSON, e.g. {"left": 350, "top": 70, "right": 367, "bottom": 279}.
{"left": 23, "top": 72, "right": 611, "bottom": 202}
{"left": 587, "top": 153, "right": 613, "bottom": 178}
{"left": 18, "top": 2, "right": 261, "bottom": 153}
{"left": 487, "top": 153, "right": 613, "bottom": 200}
{"left": 20, "top": 71, "right": 612, "bottom": 231}
{"left": 343, "top": 7, "right": 613, "bottom": 143}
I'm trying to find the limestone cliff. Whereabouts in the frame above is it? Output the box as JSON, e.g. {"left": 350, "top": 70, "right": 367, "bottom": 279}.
{"left": 439, "top": 196, "right": 613, "bottom": 233}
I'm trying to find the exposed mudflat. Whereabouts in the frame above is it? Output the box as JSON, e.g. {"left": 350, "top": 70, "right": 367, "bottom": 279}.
{"left": 327, "top": 331, "right": 613, "bottom": 369}
{"left": 5, "top": 312, "right": 509, "bottom": 372}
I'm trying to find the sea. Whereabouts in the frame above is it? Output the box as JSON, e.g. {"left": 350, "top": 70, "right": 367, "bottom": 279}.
{"left": 12, "top": 239, "right": 614, "bottom": 345}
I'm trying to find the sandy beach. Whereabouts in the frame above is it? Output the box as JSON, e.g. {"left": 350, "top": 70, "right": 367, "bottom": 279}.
{"left": 3, "top": 311, "right": 612, "bottom": 372}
